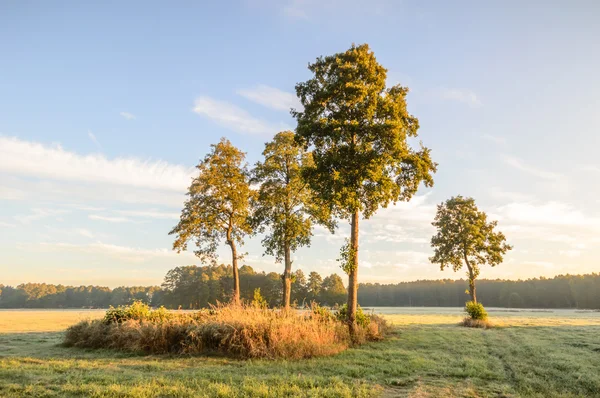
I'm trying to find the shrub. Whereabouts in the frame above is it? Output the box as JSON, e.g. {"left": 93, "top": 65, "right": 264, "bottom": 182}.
{"left": 310, "top": 302, "right": 335, "bottom": 322}
{"left": 465, "top": 301, "right": 488, "bottom": 321}
{"left": 65, "top": 303, "right": 388, "bottom": 359}
{"left": 102, "top": 301, "right": 171, "bottom": 324}
{"left": 461, "top": 317, "right": 493, "bottom": 329}
{"left": 251, "top": 288, "right": 268, "bottom": 309}
{"left": 335, "top": 304, "right": 370, "bottom": 328}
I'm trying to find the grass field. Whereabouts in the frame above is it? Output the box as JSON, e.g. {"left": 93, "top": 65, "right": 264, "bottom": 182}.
{"left": 1, "top": 308, "right": 599, "bottom": 397}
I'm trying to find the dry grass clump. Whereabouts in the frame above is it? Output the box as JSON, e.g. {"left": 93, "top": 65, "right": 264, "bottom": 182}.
{"left": 64, "top": 302, "right": 386, "bottom": 359}
{"left": 461, "top": 317, "right": 493, "bottom": 329}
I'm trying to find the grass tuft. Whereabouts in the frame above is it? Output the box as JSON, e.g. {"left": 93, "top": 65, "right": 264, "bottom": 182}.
{"left": 461, "top": 317, "right": 494, "bottom": 329}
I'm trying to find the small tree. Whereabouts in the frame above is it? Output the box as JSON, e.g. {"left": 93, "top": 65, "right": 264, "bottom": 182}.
{"left": 293, "top": 43, "right": 436, "bottom": 334}
{"left": 321, "top": 274, "right": 347, "bottom": 306}
{"left": 291, "top": 269, "right": 308, "bottom": 305}
{"left": 307, "top": 271, "right": 323, "bottom": 303}
{"left": 252, "top": 131, "right": 332, "bottom": 309}
{"left": 430, "top": 196, "right": 512, "bottom": 303}
{"left": 170, "top": 138, "right": 255, "bottom": 305}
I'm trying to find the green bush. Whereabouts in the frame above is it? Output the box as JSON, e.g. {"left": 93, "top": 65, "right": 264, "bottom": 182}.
{"left": 335, "top": 304, "right": 371, "bottom": 328}
{"left": 465, "top": 301, "right": 488, "bottom": 320}
{"left": 102, "top": 301, "right": 171, "bottom": 324}
{"left": 310, "top": 302, "right": 336, "bottom": 322}
{"left": 251, "top": 288, "right": 268, "bottom": 309}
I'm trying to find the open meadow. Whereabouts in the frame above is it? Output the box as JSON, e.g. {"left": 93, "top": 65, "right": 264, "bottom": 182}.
{"left": 1, "top": 308, "right": 599, "bottom": 397}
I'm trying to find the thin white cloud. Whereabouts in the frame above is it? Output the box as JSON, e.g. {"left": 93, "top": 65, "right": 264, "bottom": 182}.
{"left": 116, "top": 209, "right": 179, "bottom": 220}
{"left": 488, "top": 187, "right": 533, "bottom": 202}
{"left": 120, "top": 112, "right": 136, "bottom": 120}
{"left": 0, "top": 183, "right": 26, "bottom": 200}
{"left": 0, "top": 136, "right": 195, "bottom": 191}
{"left": 38, "top": 241, "right": 195, "bottom": 264}
{"left": 435, "top": 87, "right": 481, "bottom": 107}
{"left": 76, "top": 228, "right": 94, "bottom": 238}
{"left": 87, "top": 130, "right": 101, "bottom": 149}
{"left": 523, "top": 260, "right": 554, "bottom": 269}
{"left": 559, "top": 250, "right": 581, "bottom": 258}
{"left": 482, "top": 134, "right": 506, "bottom": 145}
{"left": 0, "top": 221, "right": 16, "bottom": 228}
{"left": 497, "top": 201, "right": 599, "bottom": 228}
{"left": 193, "top": 96, "right": 289, "bottom": 136}
{"left": 89, "top": 214, "right": 133, "bottom": 223}
{"left": 15, "top": 208, "right": 69, "bottom": 224}
{"left": 68, "top": 204, "right": 106, "bottom": 212}
{"left": 0, "top": 176, "right": 186, "bottom": 208}
{"left": 502, "top": 155, "right": 561, "bottom": 181}
{"left": 280, "top": 0, "right": 391, "bottom": 20}
{"left": 580, "top": 165, "right": 600, "bottom": 173}
{"left": 237, "top": 85, "right": 301, "bottom": 111}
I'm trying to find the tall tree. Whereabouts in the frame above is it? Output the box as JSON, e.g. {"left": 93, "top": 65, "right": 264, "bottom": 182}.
{"left": 252, "top": 131, "right": 332, "bottom": 309}
{"left": 170, "top": 138, "right": 254, "bottom": 305}
{"left": 293, "top": 43, "right": 436, "bottom": 334}
{"left": 430, "top": 196, "right": 512, "bottom": 303}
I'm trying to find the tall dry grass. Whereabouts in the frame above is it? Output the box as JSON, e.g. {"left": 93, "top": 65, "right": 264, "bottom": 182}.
{"left": 63, "top": 303, "right": 387, "bottom": 359}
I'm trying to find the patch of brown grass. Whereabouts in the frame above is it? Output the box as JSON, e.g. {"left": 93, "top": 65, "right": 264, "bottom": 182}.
{"left": 63, "top": 303, "right": 386, "bottom": 359}
{"left": 461, "top": 317, "right": 493, "bottom": 329}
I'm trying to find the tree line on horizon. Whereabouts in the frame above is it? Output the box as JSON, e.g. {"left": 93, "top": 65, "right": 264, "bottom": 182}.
{"left": 1, "top": 271, "right": 599, "bottom": 310}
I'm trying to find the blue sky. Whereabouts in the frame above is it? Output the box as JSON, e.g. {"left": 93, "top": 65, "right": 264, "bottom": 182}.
{"left": 1, "top": 0, "right": 599, "bottom": 287}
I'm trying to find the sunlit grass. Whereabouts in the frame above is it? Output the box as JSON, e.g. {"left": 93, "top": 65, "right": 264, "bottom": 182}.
{"left": 0, "top": 309, "right": 105, "bottom": 333}
{"left": 1, "top": 308, "right": 599, "bottom": 397}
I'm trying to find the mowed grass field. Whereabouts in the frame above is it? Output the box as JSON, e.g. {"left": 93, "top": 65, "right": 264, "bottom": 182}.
{"left": 1, "top": 308, "right": 599, "bottom": 397}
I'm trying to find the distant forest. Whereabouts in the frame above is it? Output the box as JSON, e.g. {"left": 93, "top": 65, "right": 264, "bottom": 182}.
{"left": 1, "top": 266, "right": 599, "bottom": 309}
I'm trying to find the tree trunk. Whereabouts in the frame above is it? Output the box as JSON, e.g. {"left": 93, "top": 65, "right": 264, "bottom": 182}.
{"left": 469, "top": 275, "right": 477, "bottom": 303}
{"left": 347, "top": 209, "right": 359, "bottom": 338}
{"left": 464, "top": 253, "right": 476, "bottom": 303}
{"left": 229, "top": 240, "right": 240, "bottom": 305}
{"left": 282, "top": 242, "right": 292, "bottom": 310}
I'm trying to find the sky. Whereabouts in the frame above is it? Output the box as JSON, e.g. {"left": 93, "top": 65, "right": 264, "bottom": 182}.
{"left": 1, "top": 0, "right": 599, "bottom": 288}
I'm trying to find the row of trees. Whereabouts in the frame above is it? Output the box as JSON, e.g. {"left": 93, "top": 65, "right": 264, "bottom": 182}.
{"left": 2, "top": 273, "right": 599, "bottom": 309}
{"left": 359, "top": 274, "right": 600, "bottom": 309}
{"left": 0, "top": 265, "right": 346, "bottom": 309}
{"left": 170, "top": 43, "right": 514, "bottom": 334}
{"left": 0, "top": 284, "right": 162, "bottom": 309}
{"left": 170, "top": 43, "right": 438, "bottom": 335}
{"left": 159, "top": 265, "right": 346, "bottom": 309}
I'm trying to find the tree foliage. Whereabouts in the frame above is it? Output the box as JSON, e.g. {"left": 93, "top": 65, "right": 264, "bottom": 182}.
{"left": 293, "top": 43, "right": 436, "bottom": 220}
{"left": 430, "top": 196, "right": 512, "bottom": 303}
{"left": 170, "top": 138, "right": 255, "bottom": 304}
{"left": 252, "top": 131, "right": 332, "bottom": 308}
{"left": 293, "top": 43, "right": 436, "bottom": 332}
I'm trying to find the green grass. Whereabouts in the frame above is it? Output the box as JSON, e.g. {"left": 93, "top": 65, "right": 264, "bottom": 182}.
{"left": 1, "top": 310, "right": 599, "bottom": 397}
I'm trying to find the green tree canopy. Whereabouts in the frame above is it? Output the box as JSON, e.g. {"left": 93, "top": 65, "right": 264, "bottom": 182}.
{"left": 307, "top": 271, "right": 323, "bottom": 303}
{"left": 252, "top": 131, "right": 332, "bottom": 308}
{"left": 430, "top": 195, "right": 512, "bottom": 303}
{"left": 293, "top": 43, "right": 436, "bottom": 333}
{"left": 170, "top": 138, "right": 255, "bottom": 304}
{"left": 321, "top": 274, "right": 347, "bottom": 306}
